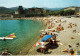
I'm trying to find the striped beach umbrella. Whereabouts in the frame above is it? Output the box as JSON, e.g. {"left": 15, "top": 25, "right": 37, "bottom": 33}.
{"left": 34, "top": 42, "right": 41, "bottom": 47}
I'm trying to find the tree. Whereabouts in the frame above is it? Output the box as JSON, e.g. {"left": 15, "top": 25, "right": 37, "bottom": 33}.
{"left": 63, "top": 10, "right": 75, "bottom": 16}
{"left": 59, "top": 10, "right": 64, "bottom": 16}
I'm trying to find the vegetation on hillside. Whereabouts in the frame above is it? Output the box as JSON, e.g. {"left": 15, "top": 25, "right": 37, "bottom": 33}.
{"left": 0, "top": 7, "right": 15, "bottom": 14}
{"left": 0, "top": 6, "right": 75, "bottom": 16}
{"left": 48, "top": 9, "right": 75, "bottom": 16}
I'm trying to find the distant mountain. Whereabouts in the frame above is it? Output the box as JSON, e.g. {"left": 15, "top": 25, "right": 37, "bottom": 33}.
{"left": 0, "top": 6, "right": 27, "bottom": 14}
{"left": 9, "top": 6, "right": 27, "bottom": 10}
{"left": 0, "top": 7, "right": 14, "bottom": 14}
{"left": 42, "top": 7, "right": 63, "bottom": 11}
{"left": 9, "top": 7, "right": 18, "bottom": 11}
{"left": 0, "top": 6, "right": 77, "bottom": 14}
{"left": 42, "top": 6, "right": 78, "bottom": 11}
{"left": 0, "top": 6, "right": 63, "bottom": 14}
{"left": 31, "top": 7, "right": 63, "bottom": 11}
{"left": 61, "top": 6, "right": 77, "bottom": 10}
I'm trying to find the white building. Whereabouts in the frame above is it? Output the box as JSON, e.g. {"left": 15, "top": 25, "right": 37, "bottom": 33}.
{"left": 15, "top": 11, "right": 19, "bottom": 14}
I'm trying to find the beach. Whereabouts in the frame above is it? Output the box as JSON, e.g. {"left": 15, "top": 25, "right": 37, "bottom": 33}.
{"left": 27, "top": 16, "right": 80, "bottom": 55}
{"left": 0, "top": 16, "right": 80, "bottom": 55}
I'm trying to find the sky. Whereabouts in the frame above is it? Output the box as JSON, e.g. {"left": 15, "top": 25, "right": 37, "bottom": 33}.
{"left": 0, "top": 0, "right": 80, "bottom": 8}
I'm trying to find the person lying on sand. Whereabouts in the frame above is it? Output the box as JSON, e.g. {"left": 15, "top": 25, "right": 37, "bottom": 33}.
{"left": 73, "top": 23, "right": 77, "bottom": 27}
{"left": 68, "top": 25, "right": 72, "bottom": 28}
{"left": 73, "top": 30, "right": 76, "bottom": 33}
{"left": 62, "top": 45, "right": 74, "bottom": 55}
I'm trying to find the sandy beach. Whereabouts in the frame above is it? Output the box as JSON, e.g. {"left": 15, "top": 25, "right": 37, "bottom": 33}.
{"left": 1, "top": 16, "right": 80, "bottom": 55}
{"left": 27, "top": 16, "right": 80, "bottom": 55}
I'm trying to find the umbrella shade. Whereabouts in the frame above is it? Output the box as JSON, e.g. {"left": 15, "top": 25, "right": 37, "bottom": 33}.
{"left": 41, "top": 35, "right": 53, "bottom": 42}
{"left": 34, "top": 42, "right": 41, "bottom": 47}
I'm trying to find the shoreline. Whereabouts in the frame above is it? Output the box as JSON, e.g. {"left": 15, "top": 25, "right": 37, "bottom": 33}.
{"left": 27, "top": 16, "right": 80, "bottom": 55}
{"left": 1, "top": 16, "right": 80, "bottom": 55}
{"left": 0, "top": 16, "right": 46, "bottom": 55}
{"left": 17, "top": 18, "right": 46, "bottom": 55}
{"left": 18, "top": 35, "right": 41, "bottom": 55}
{"left": 0, "top": 17, "right": 44, "bottom": 20}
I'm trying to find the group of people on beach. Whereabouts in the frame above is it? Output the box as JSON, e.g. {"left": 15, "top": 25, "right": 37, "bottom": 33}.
{"left": 40, "top": 32, "right": 74, "bottom": 55}
{"left": 39, "top": 16, "right": 78, "bottom": 55}
{"left": 40, "top": 33, "right": 58, "bottom": 54}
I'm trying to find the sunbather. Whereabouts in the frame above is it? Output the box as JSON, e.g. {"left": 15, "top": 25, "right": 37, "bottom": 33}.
{"left": 62, "top": 45, "right": 74, "bottom": 55}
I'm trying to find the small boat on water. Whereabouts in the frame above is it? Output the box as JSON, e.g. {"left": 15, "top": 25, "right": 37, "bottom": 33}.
{"left": 0, "top": 33, "right": 16, "bottom": 40}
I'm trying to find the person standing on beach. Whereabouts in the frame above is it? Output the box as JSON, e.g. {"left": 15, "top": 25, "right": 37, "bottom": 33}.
{"left": 52, "top": 33, "right": 56, "bottom": 41}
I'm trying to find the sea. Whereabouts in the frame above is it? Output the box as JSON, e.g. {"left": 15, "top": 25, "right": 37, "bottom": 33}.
{"left": 0, "top": 19, "right": 43, "bottom": 54}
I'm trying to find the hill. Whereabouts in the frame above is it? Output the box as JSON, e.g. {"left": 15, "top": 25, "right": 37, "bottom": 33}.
{"left": 0, "top": 6, "right": 77, "bottom": 14}
{"left": 0, "top": 7, "right": 14, "bottom": 14}
{"left": 43, "top": 7, "right": 63, "bottom": 11}
{"left": 0, "top": 6, "right": 27, "bottom": 14}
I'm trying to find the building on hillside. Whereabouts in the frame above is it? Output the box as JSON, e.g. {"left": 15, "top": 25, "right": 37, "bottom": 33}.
{"left": 11, "top": 6, "right": 25, "bottom": 18}
{"left": 24, "top": 8, "right": 48, "bottom": 17}
{"left": 12, "top": 6, "right": 49, "bottom": 18}
{"left": 15, "top": 11, "right": 19, "bottom": 14}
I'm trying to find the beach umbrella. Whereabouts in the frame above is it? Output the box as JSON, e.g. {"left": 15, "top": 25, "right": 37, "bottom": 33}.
{"left": 34, "top": 42, "right": 41, "bottom": 47}
{"left": 41, "top": 35, "right": 53, "bottom": 42}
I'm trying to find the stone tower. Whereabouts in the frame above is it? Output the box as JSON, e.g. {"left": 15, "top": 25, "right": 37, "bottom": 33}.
{"left": 18, "top": 6, "right": 24, "bottom": 14}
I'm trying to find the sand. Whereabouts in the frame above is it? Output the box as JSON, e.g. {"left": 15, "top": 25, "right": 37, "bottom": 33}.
{"left": 27, "top": 16, "right": 80, "bottom": 55}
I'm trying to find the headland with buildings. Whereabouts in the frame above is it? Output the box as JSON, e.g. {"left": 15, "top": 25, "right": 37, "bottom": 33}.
{"left": 0, "top": 6, "right": 80, "bottom": 20}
